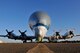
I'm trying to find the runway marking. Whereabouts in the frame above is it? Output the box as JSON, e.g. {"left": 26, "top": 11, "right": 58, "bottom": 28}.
{"left": 27, "top": 43, "right": 54, "bottom": 53}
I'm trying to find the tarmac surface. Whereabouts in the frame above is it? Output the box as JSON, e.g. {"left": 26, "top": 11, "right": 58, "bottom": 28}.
{"left": 27, "top": 43, "right": 54, "bottom": 53}
{"left": 0, "top": 43, "right": 80, "bottom": 53}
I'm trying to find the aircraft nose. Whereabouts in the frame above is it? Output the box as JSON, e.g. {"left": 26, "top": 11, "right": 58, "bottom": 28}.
{"left": 34, "top": 26, "right": 47, "bottom": 42}
{"left": 35, "top": 28, "right": 40, "bottom": 37}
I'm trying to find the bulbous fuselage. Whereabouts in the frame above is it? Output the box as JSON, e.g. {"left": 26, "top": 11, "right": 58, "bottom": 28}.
{"left": 29, "top": 11, "right": 51, "bottom": 42}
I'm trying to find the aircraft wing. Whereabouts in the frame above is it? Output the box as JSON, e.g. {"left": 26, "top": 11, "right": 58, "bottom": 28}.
{"left": 44, "top": 36, "right": 49, "bottom": 39}
{"left": 26, "top": 36, "right": 49, "bottom": 39}
{"left": 10, "top": 35, "right": 36, "bottom": 40}
{"left": 27, "top": 36, "right": 36, "bottom": 39}
{"left": 0, "top": 35, "right": 7, "bottom": 37}
{"left": 0, "top": 35, "right": 36, "bottom": 39}
{"left": 13, "top": 36, "right": 49, "bottom": 40}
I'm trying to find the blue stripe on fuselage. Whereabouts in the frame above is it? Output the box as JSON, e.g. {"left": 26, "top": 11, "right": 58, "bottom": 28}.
{"left": 33, "top": 23, "right": 49, "bottom": 30}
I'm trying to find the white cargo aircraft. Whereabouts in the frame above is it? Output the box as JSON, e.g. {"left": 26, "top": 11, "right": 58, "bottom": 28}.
{"left": 0, "top": 11, "right": 75, "bottom": 43}
{"left": 0, "top": 11, "right": 50, "bottom": 43}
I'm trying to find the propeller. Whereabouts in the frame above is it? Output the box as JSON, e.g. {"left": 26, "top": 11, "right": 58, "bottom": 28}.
{"left": 19, "top": 30, "right": 27, "bottom": 36}
{"left": 52, "top": 29, "right": 63, "bottom": 39}
{"left": 66, "top": 28, "right": 75, "bottom": 32}
{"left": 19, "top": 30, "right": 27, "bottom": 39}
{"left": 53, "top": 29, "right": 62, "bottom": 32}
{"left": 19, "top": 30, "right": 27, "bottom": 34}
{"left": 6, "top": 29, "right": 14, "bottom": 35}
{"left": 6, "top": 29, "right": 14, "bottom": 33}
{"left": 66, "top": 28, "right": 76, "bottom": 35}
{"left": 53, "top": 29, "right": 62, "bottom": 35}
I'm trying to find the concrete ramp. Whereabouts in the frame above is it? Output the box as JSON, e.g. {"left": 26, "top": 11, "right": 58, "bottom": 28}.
{"left": 27, "top": 43, "right": 54, "bottom": 53}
